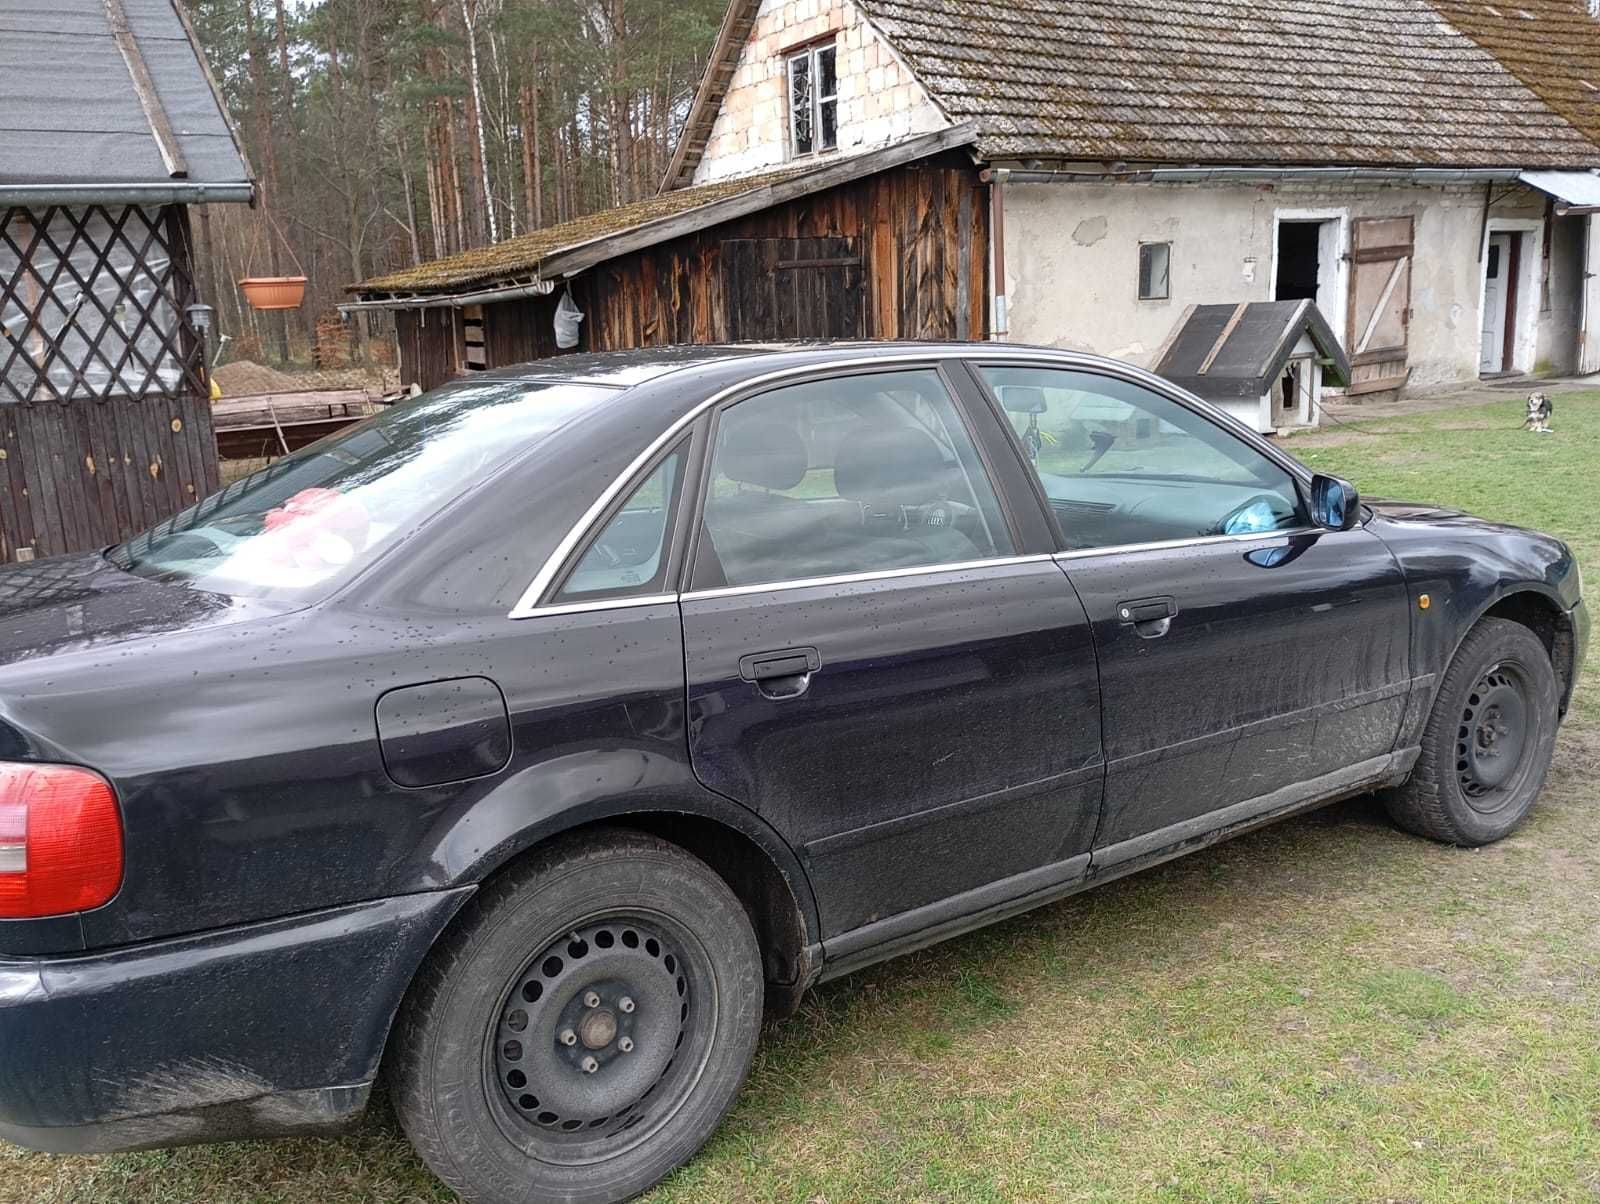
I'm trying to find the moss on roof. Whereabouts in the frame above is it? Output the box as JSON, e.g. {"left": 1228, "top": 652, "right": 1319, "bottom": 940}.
{"left": 353, "top": 165, "right": 814, "bottom": 296}
{"left": 1424, "top": 0, "right": 1600, "bottom": 145}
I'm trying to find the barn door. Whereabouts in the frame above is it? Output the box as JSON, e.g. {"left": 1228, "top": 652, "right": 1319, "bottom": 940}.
{"left": 1582, "top": 215, "right": 1600, "bottom": 377}
{"left": 1346, "top": 217, "right": 1413, "bottom": 394}
{"left": 721, "top": 237, "right": 864, "bottom": 342}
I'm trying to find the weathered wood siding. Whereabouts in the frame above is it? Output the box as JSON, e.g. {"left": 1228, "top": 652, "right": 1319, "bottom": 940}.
{"left": 0, "top": 392, "right": 222, "bottom": 561}
{"left": 394, "top": 160, "right": 988, "bottom": 388}
{"left": 0, "top": 204, "right": 221, "bottom": 561}
{"left": 395, "top": 307, "right": 462, "bottom": 393}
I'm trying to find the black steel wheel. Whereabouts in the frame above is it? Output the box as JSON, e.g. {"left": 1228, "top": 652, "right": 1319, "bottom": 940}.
{"left": 485, "top": 915, "right": 703, "bottom": 1162}
{"left": 389, "top": 829, "right": 763, "bottom": 1204}
{"left": 1382, "top": 617, "right": 1560, "bottom": 846}
{"left": 1454, "top": 663, "right": 1533, "bottom": 809}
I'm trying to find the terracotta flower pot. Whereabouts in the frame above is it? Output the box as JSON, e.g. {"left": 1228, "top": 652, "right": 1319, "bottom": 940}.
{"left": 238, "top": 276, "right": 308, "bottom": 310}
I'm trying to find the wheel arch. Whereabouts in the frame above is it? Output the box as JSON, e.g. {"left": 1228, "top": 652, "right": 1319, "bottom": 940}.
{"left": 431, "top": 793, "right": 821, "bottom": 1018}
{"left": 1470, "top": 588, "right": 1577, "bottom": 714}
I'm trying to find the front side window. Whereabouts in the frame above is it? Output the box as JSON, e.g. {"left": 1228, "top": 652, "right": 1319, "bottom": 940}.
{"left": 557, "top": 447, "right": 685, "bottom": 600}
{"left": 695, "top": 368, "right": 1013, "bottom": 589}
{"left": 109, "top": 379, "right": 614, "bottom": 598}
{"left": 788, "top": 43, "right": 838, "bottom": 158}
{"left": 981, "top": 366, "right": 1304, "bottom": 551}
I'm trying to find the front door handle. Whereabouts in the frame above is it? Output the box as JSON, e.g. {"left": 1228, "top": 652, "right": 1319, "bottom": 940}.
{"left": 1116, "top": 596, "right": 1177, "bottom": 639}
{"left": 738, "top": 647, "right": 822, "bottom": 699}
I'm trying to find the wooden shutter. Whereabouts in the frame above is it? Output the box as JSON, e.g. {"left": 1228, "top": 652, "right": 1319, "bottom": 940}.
{"left": 721, "top": 237, "right": 864, "bottom": 342}
{"left": 1345, "top": 217, "right": 1413, "bottom": 394}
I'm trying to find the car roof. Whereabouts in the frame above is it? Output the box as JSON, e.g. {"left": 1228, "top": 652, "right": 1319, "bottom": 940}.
{"left": 472, "top": 341, "right": 1007, "bottom": 390}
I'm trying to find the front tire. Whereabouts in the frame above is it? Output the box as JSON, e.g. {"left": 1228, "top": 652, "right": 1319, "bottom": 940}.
{"left": 1382, "top": 617, "right": 1559, "bottom": 846}
{"left": 389, "top": 829, "right": 763, "bottom": 1204}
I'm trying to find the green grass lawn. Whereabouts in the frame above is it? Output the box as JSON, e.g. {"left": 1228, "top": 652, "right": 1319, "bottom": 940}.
{"left": 6, "top": 390, "right": 1600, "bottom": 1204}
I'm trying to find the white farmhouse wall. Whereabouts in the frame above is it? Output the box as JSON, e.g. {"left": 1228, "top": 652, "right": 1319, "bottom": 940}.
{"left": 1002, "top": 180, "right": 1553, "bottom": 390}
{"left": 692, "top": 0, "right": 949, "bottom": 185}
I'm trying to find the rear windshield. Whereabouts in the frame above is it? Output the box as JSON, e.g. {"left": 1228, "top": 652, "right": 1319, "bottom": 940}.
{"left": 108, "top": 378, "right": 615, "bottom": 599}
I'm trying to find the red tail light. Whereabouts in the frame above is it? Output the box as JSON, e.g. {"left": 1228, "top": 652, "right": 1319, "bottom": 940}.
{"left": 0, "top": 762, "right": 123, "bottom": 918}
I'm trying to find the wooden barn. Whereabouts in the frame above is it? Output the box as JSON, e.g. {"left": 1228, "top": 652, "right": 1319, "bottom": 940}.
{"left": 0, "top": 0, "right": 252, "bottom": 562}
{"left": 346, "top": 126, "right": 987, "bottom": 390}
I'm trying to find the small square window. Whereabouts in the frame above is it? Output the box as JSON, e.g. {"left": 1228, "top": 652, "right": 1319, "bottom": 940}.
{"left": 1138, "top": 242, "right": 1171, "bottom": 301}
{"left": 788, "top": 43, "right": 839, "bottom": 158}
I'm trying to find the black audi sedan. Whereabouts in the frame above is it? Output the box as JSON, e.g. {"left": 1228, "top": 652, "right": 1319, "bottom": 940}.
{"left": 0, "top": 343, "right": 1586, "bottom": 1203}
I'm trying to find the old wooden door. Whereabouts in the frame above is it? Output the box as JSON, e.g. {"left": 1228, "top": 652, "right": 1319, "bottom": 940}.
{"left": 1346, "top": 217, "right": 1413, "bottom": 394}
{"left": 720, "top": 238, "right": 864, "bottom": 342}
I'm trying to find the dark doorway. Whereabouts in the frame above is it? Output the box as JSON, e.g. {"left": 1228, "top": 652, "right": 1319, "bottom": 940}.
{"left": 1276, "top": 222, "right": 1322, "bottom": 302}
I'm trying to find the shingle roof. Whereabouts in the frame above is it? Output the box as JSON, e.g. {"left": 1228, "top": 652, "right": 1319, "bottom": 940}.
{"left": 666, "top": 0, "right": 1600, "bottom": 182}
{"left": 354, "top": 169, "right": 809, "bottom": 295}
{"left": 353, "top": 125, "right": 974, "bottom": 297}
{"left": 858, "top": 0, "right": 1600, "bottom": 167}
{"left": 0, "top": 0, "right": 252, "bottom": 196}
{"left": 1423, "top": 0, "right": 1600, "bottom": 146}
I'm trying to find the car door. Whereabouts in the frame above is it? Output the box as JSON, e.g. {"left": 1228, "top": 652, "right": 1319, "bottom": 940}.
{"left": 970, "top": 363, "right": 1412, "bottom": 867}
{"left": 678, "top": 362, "right": 1103, "bottom": 940}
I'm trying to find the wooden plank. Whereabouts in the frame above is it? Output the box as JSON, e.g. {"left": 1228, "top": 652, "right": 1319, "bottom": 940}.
{"left": 104, "top": 0, "right": 189, "bottom": 178}
{"left": 1345, "top": 370, "right": 1411, "bottom": 396}
{"left": 1197, "top": 302, "right": 1250, "bottom": 375}
{"left": 956, "top": 179, "right": 973, "bottom": 339}
{"left": 212, "top": 389, "right": 377, "bottom": 429}
{"left": 0, "top": 404, "right": 31, "bottom": 557}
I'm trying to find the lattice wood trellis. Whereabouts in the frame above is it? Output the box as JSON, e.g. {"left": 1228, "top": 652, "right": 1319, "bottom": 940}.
{"left": 0, "top": 204, "right": 206, "bottom": 405}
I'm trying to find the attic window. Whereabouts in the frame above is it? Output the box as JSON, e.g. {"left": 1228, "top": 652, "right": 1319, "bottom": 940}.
{"left": 1138, "top": 242, "right": 1171, "bottom": 301}
{"left": 788, "top": 44, "right": 838, "bottom": 158}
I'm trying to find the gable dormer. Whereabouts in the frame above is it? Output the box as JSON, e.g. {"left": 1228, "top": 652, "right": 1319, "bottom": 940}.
{"left": 666, "top": 0, "right": 949, "bottom": 189}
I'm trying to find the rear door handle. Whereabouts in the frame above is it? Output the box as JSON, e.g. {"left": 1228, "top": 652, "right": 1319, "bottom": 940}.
{"left": 1116, "top": 596, "right": 1177, "bottom": 638}
{"left": 738, "top": 647, "right": 821, "bottom": 699}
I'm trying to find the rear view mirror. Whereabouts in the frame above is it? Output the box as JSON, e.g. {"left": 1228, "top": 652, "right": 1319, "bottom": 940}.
{"left": 998, "top": 385, "right": 1047, "bottom": 415}
{"left": 1310, "top": 474, "right": 1361, "bottom": 531}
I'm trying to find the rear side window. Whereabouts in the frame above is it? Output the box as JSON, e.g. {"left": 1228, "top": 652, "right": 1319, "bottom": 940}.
{"left": 557, "top": 447, "right": 686, "bottom": 600}
{"left": 693, "top": 368, "right": 1014, "bottom": 590}
{"left": 981, "top": 366, "right": 1304, "bottom": 551}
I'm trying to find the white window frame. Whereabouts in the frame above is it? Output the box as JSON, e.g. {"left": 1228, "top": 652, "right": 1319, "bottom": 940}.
{"left": 786, "top": 42, "right": 839, "bottom": 160}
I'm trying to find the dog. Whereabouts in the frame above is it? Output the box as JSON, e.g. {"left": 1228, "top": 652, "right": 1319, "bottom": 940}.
{"left": 1523, "top": 391, "right": 1554, "bottom": 434}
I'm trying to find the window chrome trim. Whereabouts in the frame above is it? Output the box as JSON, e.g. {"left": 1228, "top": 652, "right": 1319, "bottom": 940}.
{"left": 680, "top": 553, "right": 1059, "bottom": 604}
{"left": 1053, "top": 527, "right": 1319, "bottom": 563}
{"left": 506, "top": 345, "right": 1324, "bottom": 621}
{"left": 511, "top": 592, "right": 679, "bottom": 620}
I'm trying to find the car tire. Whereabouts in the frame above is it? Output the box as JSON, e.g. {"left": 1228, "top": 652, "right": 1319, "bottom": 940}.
{"left": 387, "top": 828, "right": 763, "bottom": 1204}
{"left": 1382, "top": 617, "right": 1560, "bottom": 846}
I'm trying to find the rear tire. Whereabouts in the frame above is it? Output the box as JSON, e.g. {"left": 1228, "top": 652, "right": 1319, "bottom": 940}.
{"left": 388, "top": 829, "right": 763, "bottom": 1204}
{"left": 1382, "top": 617, "right": 1559, "bottom": 846}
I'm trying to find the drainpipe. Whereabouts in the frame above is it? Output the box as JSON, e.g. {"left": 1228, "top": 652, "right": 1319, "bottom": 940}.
{"left": 987, "top": 168, "right": 1010, "bottom": 340}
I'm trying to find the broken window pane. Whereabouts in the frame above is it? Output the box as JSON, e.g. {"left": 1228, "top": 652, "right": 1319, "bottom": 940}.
{"left": 1138, "top": 242, "right": 1171, "bottom": 301}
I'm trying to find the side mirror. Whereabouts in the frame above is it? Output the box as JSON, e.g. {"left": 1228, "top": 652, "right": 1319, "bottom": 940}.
{"left": 1310, "top": 474, "right": 1360, "bottom": 531}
